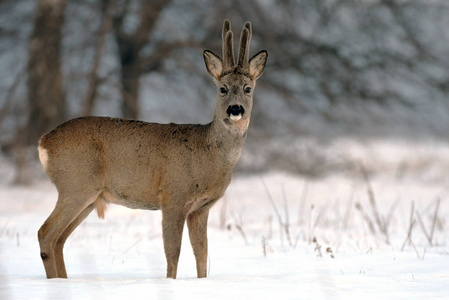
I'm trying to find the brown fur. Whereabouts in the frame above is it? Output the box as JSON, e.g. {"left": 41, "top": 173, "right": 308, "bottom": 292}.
{"left": 37, "top": 20, "right": 267, "bottom": 279}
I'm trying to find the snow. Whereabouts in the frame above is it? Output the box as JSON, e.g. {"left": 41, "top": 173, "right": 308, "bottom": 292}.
{"left": 1, "top": 140, "right": 449, "bottom": 299}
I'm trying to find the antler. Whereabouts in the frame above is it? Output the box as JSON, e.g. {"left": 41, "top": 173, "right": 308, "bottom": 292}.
{"left": 222, "top": 19, "right": 234, "bottom": 72}
{"left": 237, "top": 21, "right": 251, "bottom": 70}
{"left": 221, "top": 20, "right": 253, "bottom": 74}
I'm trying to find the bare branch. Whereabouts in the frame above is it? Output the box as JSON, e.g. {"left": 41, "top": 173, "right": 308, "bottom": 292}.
{"left": 82, "top": 0, "right": 113, "bottom": 116}
{"left": 141, "top": 40, "right": 205, "bottom": 73}
{"left": 134, "top": 0, "right": 173, "bottom": 50}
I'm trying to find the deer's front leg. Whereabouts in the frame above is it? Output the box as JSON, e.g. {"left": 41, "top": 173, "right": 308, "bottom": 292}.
{"left": 161, "top": 206, "right": 186, "bottom": 279}
{"left": 187, "top": 208, "right": 210, "bottom": 278}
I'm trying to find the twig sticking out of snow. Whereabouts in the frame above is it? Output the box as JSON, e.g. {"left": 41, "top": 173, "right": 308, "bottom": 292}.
{"left": 360, "top": 164, "right": 392, "bottom": 244}
{"left": 261, "top": 179, "right": 293, "bottom": 247}
{"left": 231, "top": 213, "right": 248, "bottom": 245}
{"left": 429, "top": 198, "right": 441, "bottom": 245}
{"left": 355, "top": 202, "right": 376, "bottom": 235}
{"left": 312, "top": 237, "right": 335, "bottom": 259}
{"left": 416, "top": 198, "right": 441, "bottom": 246}
{"left": 401, "top": 201, "right": 416, "bottom": 252}
{"left": 313, "top": 237, "right": 322, "bottom": 258}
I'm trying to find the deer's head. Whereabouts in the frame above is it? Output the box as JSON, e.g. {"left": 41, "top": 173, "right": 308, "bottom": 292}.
{"left": 204, "top": 20, "right": 267, "bottom": 131}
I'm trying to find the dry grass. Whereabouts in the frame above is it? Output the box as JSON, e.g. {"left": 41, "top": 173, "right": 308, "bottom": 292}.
{"left": 219, "top": 173, "right": 446, "bottom": 260}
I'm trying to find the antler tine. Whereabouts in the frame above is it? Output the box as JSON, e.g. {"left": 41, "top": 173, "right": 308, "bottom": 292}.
{"left": 244, "top": 21, "right": 252, "bottom": 40}
{"left": 222, "top": 19, "right": 234, "bottom": 71}
{"left": 222, "top": 19, "right": 231, "bottom": 39}
{"left": 237, "top": 21, "right": 252, "bottom": 69}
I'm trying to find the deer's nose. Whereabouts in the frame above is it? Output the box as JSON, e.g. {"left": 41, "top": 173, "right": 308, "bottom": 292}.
{"left": 227, "top": 105, "right": 245, "bottom": 121}
{"left": 226, "top": 105, "right": 245, "bottom": 116}
{"left": 227, "top": 105, "right": 245, "bottom": 117}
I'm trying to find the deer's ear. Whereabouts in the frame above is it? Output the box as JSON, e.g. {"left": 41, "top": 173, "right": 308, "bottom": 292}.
{"left": 249, "top": 50, "right": 268, "bottom": 80}
{"left": 203, "top": 50, "right": 223, "bottom": 80}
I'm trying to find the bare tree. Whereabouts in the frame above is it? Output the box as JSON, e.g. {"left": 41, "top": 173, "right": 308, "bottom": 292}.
{"left": 112, "top": 0, "right": 172, "bottom": 119}
{"left": 10, "top": 0, "right": 67, "bottom": 184}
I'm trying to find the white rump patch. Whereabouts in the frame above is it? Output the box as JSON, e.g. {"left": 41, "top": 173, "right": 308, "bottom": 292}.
{"left": 38, "top": 145, "right": 49, "bottom": 172}
{"left": 230, "top": 114, "right": 242, "bottom": 121}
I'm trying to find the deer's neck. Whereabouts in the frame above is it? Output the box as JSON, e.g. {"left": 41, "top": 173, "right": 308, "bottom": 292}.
{"left": 208, "top": 116, "right": 249, "bottom": 167}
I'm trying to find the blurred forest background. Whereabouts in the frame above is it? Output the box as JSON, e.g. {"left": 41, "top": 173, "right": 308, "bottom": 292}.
{"left": 0, "top": 0, "right": 448, "bottom": 184}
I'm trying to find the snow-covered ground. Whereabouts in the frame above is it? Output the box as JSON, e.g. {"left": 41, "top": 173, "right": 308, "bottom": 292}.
{"left": 1, "top": 139, "right": 449, "bottom": 299}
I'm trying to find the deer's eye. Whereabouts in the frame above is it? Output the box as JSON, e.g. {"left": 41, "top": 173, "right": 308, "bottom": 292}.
{"left": 244, "top": 86, "right": 252, "bottom": 94}
{"left": 220, "top": 87, "right": 228, "bottom": 95}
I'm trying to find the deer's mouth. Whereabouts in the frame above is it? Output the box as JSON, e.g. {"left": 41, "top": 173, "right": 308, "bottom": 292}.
{"left": 227, "top": 105, "right": 245, "bottom": 121}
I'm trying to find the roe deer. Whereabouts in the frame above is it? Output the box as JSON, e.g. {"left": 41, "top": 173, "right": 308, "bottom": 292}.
{"left": 37, "top": 19, "right": 267, "bottom": 279}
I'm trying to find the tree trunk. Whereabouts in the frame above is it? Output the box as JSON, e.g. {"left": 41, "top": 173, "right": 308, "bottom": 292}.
{"left": 14, "top": 0, "right": 66, "bottom": 184}
{"left": 26, "top": 0, "right": 66, "bottom": 145}
{"left": 118, "top": 43, "right": 141, "bottom": 119}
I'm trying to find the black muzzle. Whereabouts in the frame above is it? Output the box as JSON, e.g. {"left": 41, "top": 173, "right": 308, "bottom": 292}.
{"left": 226, "top": 105, "right": 245, "bottom": 117}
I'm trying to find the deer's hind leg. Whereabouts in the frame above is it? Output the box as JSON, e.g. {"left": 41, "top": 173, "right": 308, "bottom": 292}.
{"left": 53, "top": 203, "right": 95, "bottom": 278}
{"left": 38, "top": 192, "right": 100, "bottom": 278}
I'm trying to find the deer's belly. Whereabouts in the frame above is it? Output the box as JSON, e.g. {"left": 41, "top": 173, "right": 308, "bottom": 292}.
{"left": 102, "top": 188, "right": 160, "bottom": 210}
